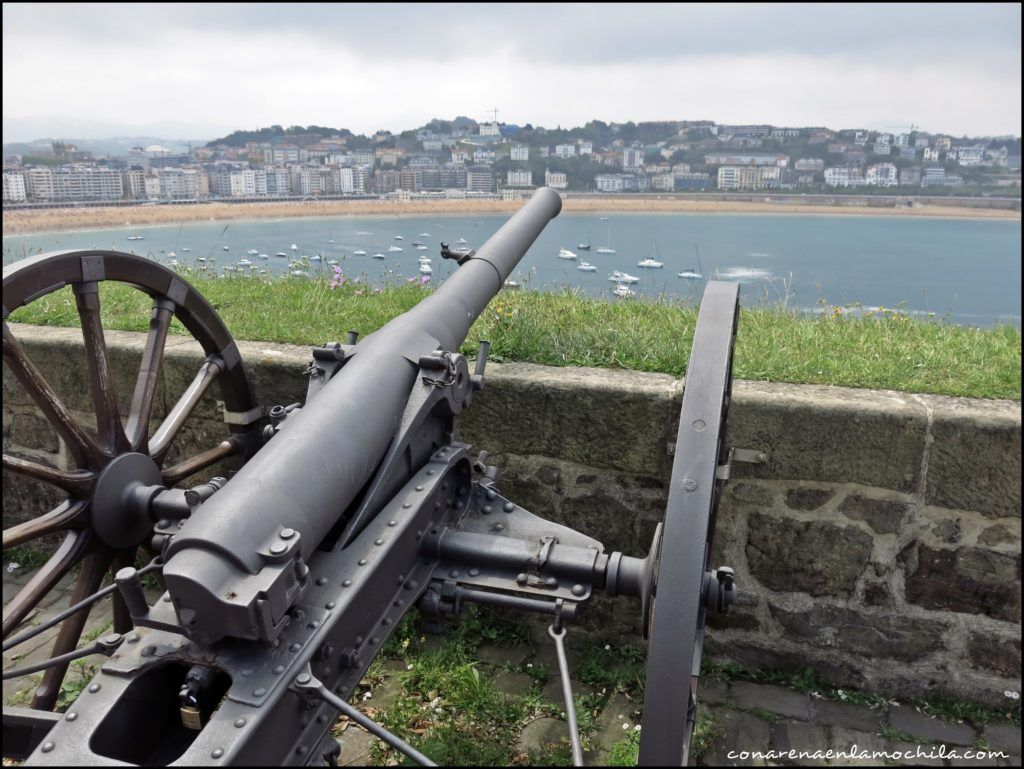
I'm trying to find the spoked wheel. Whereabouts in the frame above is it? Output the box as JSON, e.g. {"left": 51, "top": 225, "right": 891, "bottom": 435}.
{"left": 638, "top": 281, "right": 739, "bottom": 766}
{"left": 2, "top": 250, "right": 260, "bottom": 711}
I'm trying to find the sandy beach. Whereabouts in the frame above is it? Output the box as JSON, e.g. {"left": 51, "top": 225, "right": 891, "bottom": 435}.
{"left": 3, "top": 195, "right": 1020, "bottom": 235}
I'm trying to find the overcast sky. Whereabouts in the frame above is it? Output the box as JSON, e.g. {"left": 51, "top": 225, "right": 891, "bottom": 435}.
{"left": 3, "top": 3, "right": 1020, "bottom": 142}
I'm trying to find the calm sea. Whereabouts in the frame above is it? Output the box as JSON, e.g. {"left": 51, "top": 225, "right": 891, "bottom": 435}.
{"left": 3, "top": 212, "right": 1020, "bottom": 327}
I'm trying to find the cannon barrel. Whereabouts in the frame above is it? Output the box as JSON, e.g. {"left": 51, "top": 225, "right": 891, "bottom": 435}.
{"left": 161, "top": 188, "right": 562, "bottom": 643}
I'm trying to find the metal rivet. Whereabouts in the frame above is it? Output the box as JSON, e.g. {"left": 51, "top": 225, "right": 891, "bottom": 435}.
{"left": 296, "top": 673, "right": 312, "bottom": 685}
{"left": 355, "top": 636, "right": 364, "bottom": 644}
{"left": 343, "top": 579, "right": 352, "bottom": 587}
{"left": 273, "top": 665, "right": 285, "bottom": 675}
{"left": 469, "top": 568, "right": 480, "bottom": 577}
{"left": 415, "top": 485, "right": 424, "bottom": 491}
{"left": 486, "top": 489, "right": 497, "bottom": 501}
{"left": 211, "top": 748, "right": 224, "bottom": 759}
{"left": 317, "top": 714, "right": 328, "bottom": 724}
{"left": 297, "top": 746, "right": 309, "bottom": 755}
{"left": 503, "top": 502, "right": 515, "bottom": 512}
{"left": 66, "top": 712, "right": 78, "bottom": 721}
{"left": 394, "top": 599, "right": 403, "bottom": 607}
{"left": 326, "top": 601, "right": 336, "bottom": 609}
{"left": 163, "top": 594, "right": 172, "bottom": 602}
{"left": 234, "top": 718, "right": 247, "bottom": 728}
{"left": 683, "top": 477, "right": 698, "bottom": 491}
{"left": 253, "top": 687, "right": 266, "bottom": 697}
{"left": 388, "top": 520, "right": 397, "bottom": 527}
{"left": 383, "top": 618, "right": 392, "bottom": 626}
{"left": 42, "top": 742, "right": 55, "bottom": 753}
{"left": 157, "top": 519, "right": 170, "bottom": 528}
{"left": 280, "top": 528, "right": 296, "bottom": 539}
{"left": 375, "top": 539, "right": 384, "bottom": 546}
{"left": 370, "top": 637, "right": 380, "bottom": 645}
{"left": 546, "top": 577, "right": 558, "bottom": 587}
{"left": 516, "top": 573, "right": 528, "bottom": 584}
{"left": 450, "top": 570, "right": 461, "bottom": 578}
{"left": 403, "top": 502, "right": 412, "bottom": 509}
{"left": 316, "top": 577, "right": 327, "bottom": 586}
{"left": 692, "top": 419, "right": 706, "bottom": 432}
{"left": 493, "top": 523, "right": 504, "bottom": 531}
{"left": 482, "top": 505, "right": 492, "bottom": 514}
{"left": 426, "top": 470, "right": 435, "bottom": 476}
{"left": 307, "top": 621, "right": 320, "bottom": 629}
{"left": 289, "top": 643, "right": 301, "bottom": 652}
{"left": 571, "top": 584, "right": 586, "bottom": 597}
{"left": 242, "top": 668, "right": 253, "bottom": 677}
{"left": 358, "top": 559, "right": 367, "bottom": 566}
{"left": 404, "top": 580, "right": 418, "bottom": 590}
{"left": 88, "top": 683, "right": 101, "bottom": 693}
{"left": 270, "top": 541, "right": 288, "bottom": 555}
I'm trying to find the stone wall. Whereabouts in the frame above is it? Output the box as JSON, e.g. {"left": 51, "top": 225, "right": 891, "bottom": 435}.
{"left": 3, "top": 324, "right": 1020, "bottom": 706}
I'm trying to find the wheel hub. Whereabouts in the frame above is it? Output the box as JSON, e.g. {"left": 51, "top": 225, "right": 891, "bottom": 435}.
{"left": 91, "top": 452, "right": 163, "bottom": 549}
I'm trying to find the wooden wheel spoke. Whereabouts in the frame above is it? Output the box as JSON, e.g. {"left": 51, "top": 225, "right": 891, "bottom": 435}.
{"left": 33, "top": 547, "right": 112, "bottom": 711}
{"left": 126, "top": 299, "right": 175, "bottom": 451}
{"left": 2, "top": 453, "right": 94, "bottom": 498}
{"left": 2, "top": 322, "right": 103, "bottom": 468}
{"left": 149, "top": 355, "right": 223, "bottom": 463}
{"left": 74, "top": 283, "right": 129, "bottom": 454}
{"left": 2, "top": 500, "right": 88, "bottom": 549}
{"left": 161, "top": 436, "right": 240, "bottom": 485}
{"left": 2, "top": 530, "right": 91, "bottom": 638}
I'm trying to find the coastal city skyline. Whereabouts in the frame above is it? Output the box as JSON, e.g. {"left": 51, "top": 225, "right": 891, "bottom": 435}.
{"left": 3, "top": 3, "right": 1021, "bottom": 141}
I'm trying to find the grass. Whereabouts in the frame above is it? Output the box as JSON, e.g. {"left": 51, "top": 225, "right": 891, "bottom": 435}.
{"left": 6, "top": 273, "right": 1020, "bottom": 400}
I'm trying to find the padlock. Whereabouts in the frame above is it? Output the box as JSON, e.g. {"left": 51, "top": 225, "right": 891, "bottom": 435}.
{"left": 180, "top": 704, "right": 203, "bottom": 731}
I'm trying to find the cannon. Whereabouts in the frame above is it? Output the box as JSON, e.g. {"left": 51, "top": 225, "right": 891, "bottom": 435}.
{"left": 2, "top": 188, "right": 740, "bottom": 766}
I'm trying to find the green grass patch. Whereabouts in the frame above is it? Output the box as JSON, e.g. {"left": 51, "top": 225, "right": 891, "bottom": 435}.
{"left": 7, "top": 274, "right": 1020, "bottom": 399}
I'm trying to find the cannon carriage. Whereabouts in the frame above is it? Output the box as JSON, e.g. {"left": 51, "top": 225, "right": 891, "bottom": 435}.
{"left": 3, "top": 188, "right": 739, "bottom": 766}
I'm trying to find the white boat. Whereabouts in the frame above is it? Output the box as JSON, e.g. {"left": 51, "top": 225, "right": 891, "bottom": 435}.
{"left": 419, "top": 263, "right": 433, "bottom": 274}
{"left": 353, "top": 250, "right": 367, "bottom": 256}
{"left": 246, "top": 249, "right": 259, "bottom": 255}
{"left": 388, "top": 245, "right": 403, "bottom": 252}
{"left": 597, "top": 220, "right": 616, "bottom": 254}
{"left": 327, "top": 259, "right": 339, "bottom": 265}
{"left": 197, "top": 257, "right": 207, "bottom": 263}
{"left": 290, "top": 270, "right": 308, "bottom": 277}
{"left": 238, "top": 259, "right": 253, "bottom": 267}
{"left": 578, "top": 234, "right": 591, "bottom": 250}
{"left": 394, "top": 235, "right": 404, "bottom": 240}
{"left": 608, "top": 271, "right": 639, "bottom": 284}
{"left": 415, "top": 244, "right": 428, "bottom": 251}
{"left": 170, "top": 259, "right": 180, "bottom": 267}
{"left": 127, "top": 235, "right": 144, "bottom": 241}
{"left": 419, "top": 233, "right": 431, "bottom": 237}
{"left": 577, "top": 261, "right": 597, "bottom": 272}
{"left": 412, "top": 241, "right": 424, "bottom": 246}
{"left": 372, "top": 253, "right": 386, "bottom": 259}
{"left": 558, "top": 247, "right": 578, "bottom": 260}
{"left": 310, "top": 254, "right": 322, "bottom": 262}
{"left": 275, "top": 252, "right": 287, "bottom": 258}
{"left": 356, "top": 230, "right": 372, "bottom": 235}
{"left": 637, "top": 258, "right": 664, "bottom": 268}
{"left": 678, "top": 269, "right": 704, "bottom": 279}
{"left": 457, "top": 238, "right": 467, "bottom": 244}
{"left": 504, "top": 279, "right": 520, "bottom": 289}
{"left": 180, "top": 247, "right": 191, "bottom": 252}
{"left": 418, "top": 256, "right": 432, "bottom": 263}
{"left": 222, "top": 246, "right": 230, "bottom": 252}
{"left": 290, "top": 244, "right": 298, "bottom": 251}
{"left": 613, "top": 283, "right": 635, "bottom": 298}
{"left": 258, "top": 253, "right": 269, "bottom": 259}
{"left": 167, "top": 251, "right": 176, "bottom": 257}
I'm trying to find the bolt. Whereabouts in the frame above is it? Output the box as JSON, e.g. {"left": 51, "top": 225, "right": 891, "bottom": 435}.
{"left": 503, "top": 502, "right": 515, "bottom": 512}
{"left": 343, "top": 579, "right": 352, "bottom": 587}
{"left": 493, "top": 523, "right": 504, "bottom": 531}
{"left": 358, "top": 558, "right": 367, "bottom": 566}
{"left": 273, "top": 665, "right": 285, "bottom": 675}
{"left": 485, "top": 488, "right": 497, "bottom": 501}
{"left": 88, "top": 683, "right": 101, "bottom": 693}
{"left": 388, "top": 520, "right": 397, "bottom": 527}
{"left": 297, "top": 746, "right": 309, "bottom": 756}
{"left": 415, "top": 485, "right": 424, "bottom": 491}
{"left": 234, "top": 718, "right": 247, "bottom": 728}
{"left": 280, "top": 528, "right": 296, "bottom": 539}
{"left": 253, "top": 687, "right": 267, "bottom": 697}
{"left": 426, "top": 470, "right": 435, "bottom": 476}
{"left": 683, "top": 477, "right": 698, "bottom": 491}
{"left": 289, "top": 643, "right": 301, "bottom": 653}
{"left": 296, "top": 673, "right": 312, "bottom": 685}
{"left": 571, "top": 584, "right": 586, "bottom": 597}
{"left": 469, "top": 568, "right": 480, "bottom": 577}
{"left": 450, "top": 570, "right": 461, "bottom": 578}
{"left": 66, "top": 712, "right": 78, "bottom": 721}
{"left": 163, "top": 594, "right": 172, "bottom": 602}
{"left": 516, "top": 573, "right": 528, "bottom": 584}
{"left": 241, "top": 668, "right": 253, "bottom": 677}
{"left": 211, "top": 748, "right": 224, "bottom": 759}
{"left": 482, "top": 505, "right": 492, "bottom": 515}
{"left": 375, "top": 539, "right": 384, "bottom": 546}
{"left": 546, "top": 576, "right": 558, "bottom": 588}
{"left": 41, "top": 742, "right": 55, "bottom": 753}
{"left": 157, "top": 519, "right": 170, "bottom": 529}
{"left": 325, "top": 601, "right": 335, "bottom": 609}
{"left": 316, "top": 577, "right": 327, "bottom": 586}
{"left": 403, "top": 502, "right": 412, "bottom": 509}
{"left": 270, "top": 541, "right": 288, "bottom": 555}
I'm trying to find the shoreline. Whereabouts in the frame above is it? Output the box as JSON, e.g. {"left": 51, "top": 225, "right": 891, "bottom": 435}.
{"left": 3, "top": 196, "right": 1020, "bottom": 235}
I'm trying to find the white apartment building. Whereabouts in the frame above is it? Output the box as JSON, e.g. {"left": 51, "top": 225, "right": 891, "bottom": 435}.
{"left": 338, "top": 166, "right": 366, "bottom": 194}
{"left": 478, "top": 122, "right": 501, "bottom": 136}
{"left": 794, "top": 158, "right": 825, "bottom": 171}
{"left": 2, "top": 172, "right": 27, "bottom": 202}
{"left": 451, "top": 149, "right": 469, "bottom": 166}
{"left": 511, "top": 145, "right": 529, "bottom": 161}
{"left": 955, "top": 146, "right": 986, "bottom": 166}
{"left": 263, "top": 146, "right": 301, "bottom": 165}
{"left": 473, "top": 148, "right": 495, "bottom": 164}
{"left": 290, "top": 167, "right": 321, "bottom": 196}
{"left": 266, "top": 167, "right": 291, "bottom": 196}
{"left": 873, "top": 142, "right": 891, "bottom": 155}
{"left": 466, "top": 166, "right": 495, "bottom": 193}
{"left": 934, "top": 136, "right": 952, "bottom": 151}
{"left": 923, "top": 148, "right": 940, "bottom": 161}
{"left": 544, "top": 169, "right": 568, "bottom": 189}
{"left": 50, "top": 167, "right": 123, "bottom": 200}
{"left": 506, "top": 169, "right": 533, "bottom": 187}
{"left": 144, "top": 176, "right": 162, "bottom": 199}
{"left": 622, "top": 148, "right": 644, "bottom": 170}
{"left": 717, "top": 165, "right": 781, "bottom": 190}
{"left": 352, "top": 149, "right": 375, "bottom": 168}
{"left": 555, "top": 144, "right": 576, "bottom": 158}
{"left": 823, "top": 166, "right": 867, "bottom": 187}
{"left": 865, "top": 163, "right": 898, "bottom": 187}
{"left": 895, "top": 134, "right": 910, "bottom": 147}
{"left": 158, "top": 168, "right": 205, "bottom": 199}
{"left": 24, "top": 168, "right": 56, "bottom": 199}
{"left": 914, "top": 136, "right": 930, "bottom": 149}
{"left": 650, "top": 173, "right": 676, "bottom": 191}
{"left": 422, "top": 139, "right": 444, "bottom": 152}
{"left": 595, "top": 174, "right": 624, "bottom": 192}
{"left": 578, "top": 141, "right": 593, "bottom": 155}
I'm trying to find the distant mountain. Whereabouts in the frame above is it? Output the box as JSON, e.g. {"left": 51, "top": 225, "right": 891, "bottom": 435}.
{"left": 2, "top": 136, "right": 208, "bottom": 160}
{"left": 2, "top": 115, "right": 233, "bottom": 143}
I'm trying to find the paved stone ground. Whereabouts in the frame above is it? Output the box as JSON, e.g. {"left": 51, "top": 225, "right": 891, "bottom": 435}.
{"left": 3, "top": 564, "right": 1019, "bottom": 766}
